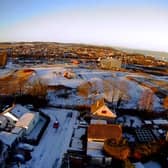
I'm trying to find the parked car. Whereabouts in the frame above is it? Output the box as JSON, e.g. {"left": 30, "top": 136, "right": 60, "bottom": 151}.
{"left": 17, "top": 143, "right": 34, "bottom": 152}
{"left": 53, "top": 120, "right": 59, "bottom": 128}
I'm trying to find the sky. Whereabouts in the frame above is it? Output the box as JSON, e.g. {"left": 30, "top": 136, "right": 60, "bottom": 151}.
{"left": 0, "top": 0, "right": 168, "bottom": 52}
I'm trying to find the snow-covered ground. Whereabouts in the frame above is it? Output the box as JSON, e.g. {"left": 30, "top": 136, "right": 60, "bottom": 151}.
{"left": 29, "top": 66, "right": 165, "bottom": 111}
{"left": 22, "top": 107, "right": 78, "bottom": 168}
{"left": 144, "top": 161, "right": 161, "bottom": 168}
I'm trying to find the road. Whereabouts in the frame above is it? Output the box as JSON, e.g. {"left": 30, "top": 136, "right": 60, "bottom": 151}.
{"left": 22, "top": 107, "right": 78, "bottom": 168}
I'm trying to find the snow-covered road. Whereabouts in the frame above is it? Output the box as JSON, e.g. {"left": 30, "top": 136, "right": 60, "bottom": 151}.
{"left": 23, "top": 107, "right": 78, "bottom": 168}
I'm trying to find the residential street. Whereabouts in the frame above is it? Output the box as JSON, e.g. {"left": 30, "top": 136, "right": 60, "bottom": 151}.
{"left": 23, "top": 107, "right": 78, "bottom": 168}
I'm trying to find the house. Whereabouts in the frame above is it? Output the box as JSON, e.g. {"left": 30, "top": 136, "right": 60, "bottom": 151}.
{"left": 87, "top": 124, "right": 122, "bottom": 166}
{"left": 0, "top": 141, "right": 8, "bottom": 168}
{"left": 11, "top": 126, "right": 26, "bottom": 140}
{"left": 87, "top": 141, "right": 112, "bottom": 166}
{"left": 88, "top": 124, "right": 122, "bottom": 142}
{"left": 0, "top": 131, "right": 18, "bottom": 148}
{"left": 15, "top": 112, "right": 39, "bottom": 135}
{"left": 100, "top": 57, "right": 121, "bottom": 70}
{"left": 91, "top": 99, "right": 116, "bottom": 119}
{"left": 0, "top": 116, "right": 8, "bottom": 130}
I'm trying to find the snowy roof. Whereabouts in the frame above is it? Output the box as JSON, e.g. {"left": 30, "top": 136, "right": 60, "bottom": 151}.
{"left": 0, "top": 131, "right": 18, "bottom": 147}
{"left": 11, "top": 127, "right": 25, "bottom": 134}
{"left": 133, "top": 162, "right": 144, "bottom": 168}
{"left": 144, "top": 120, "right": 152, "bottom": 125}
{"left": 143, "top": 161, "right": 161, "bottom": 168}
{"left": 11, "top": 104, "right": 29, "bottom": 118}
{"left": 153, "top": 119, "right": 168, "bottom": 125}
{"left": 87, "top": 141, "right": 104, "bottom": 157}
{"left": 71, "top": 138, "right": 83, "bottom": 150}
{"left": 73, "top": 127, "right": 86, "bottom": 138}
{"left": 90, "top": 119, "right": 107, "bottom": 125}
{"left": 0, "top": 115, "right": 7, "bottom": 123}
{"left": 3, "top": 112, "right": 18, "bottom": 122}
{"left": 15, "top": 112, "right": 37, "bottom": 129}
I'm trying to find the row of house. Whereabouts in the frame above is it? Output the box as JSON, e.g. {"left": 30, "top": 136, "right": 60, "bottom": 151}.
{"left": 66, "top": 97, "right": 168, "bottom": 168}
{"left": 0, "top": 105, "right": 39, "bottom": 167}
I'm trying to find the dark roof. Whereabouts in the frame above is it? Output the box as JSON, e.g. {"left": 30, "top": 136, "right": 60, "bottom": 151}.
{"left": 88, "top": 124, "right": 122, "bottom": 142}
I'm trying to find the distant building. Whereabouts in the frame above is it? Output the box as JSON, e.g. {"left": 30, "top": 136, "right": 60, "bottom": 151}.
{"left": 91, "top": 99, "right": 116, "bottom": 119}
{"left": 100, "top": 57, "right": 121, "bottom": 70}
{"left": 15, "top": 112, "right": 39, "bottom": 135}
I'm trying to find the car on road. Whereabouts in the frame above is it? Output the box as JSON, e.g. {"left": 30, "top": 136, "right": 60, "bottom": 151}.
{"left": 17, "top": 143, "right": 34, "bottom": 152}
{"left": 53, "top": 120, "right": 59, "bottom": 128}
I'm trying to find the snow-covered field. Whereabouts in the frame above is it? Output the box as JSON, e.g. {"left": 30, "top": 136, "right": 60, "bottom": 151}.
{"left": 26, "top": 66, "right": 166, "bottom": 111}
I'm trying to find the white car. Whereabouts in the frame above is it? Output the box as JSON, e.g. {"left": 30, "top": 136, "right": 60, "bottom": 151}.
{"left": 17, "top": 143, "right": 34, "bottom": 151}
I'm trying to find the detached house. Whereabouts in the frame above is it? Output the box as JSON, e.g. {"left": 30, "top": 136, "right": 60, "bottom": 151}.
{"left": 87, "top": 124, "right": 122, "bottom": 166}
{"left": 91, "top": 99, "right": 116, "bottom": 119}
{"left": 15, "top": 112, "right": 39, "bottom": 135}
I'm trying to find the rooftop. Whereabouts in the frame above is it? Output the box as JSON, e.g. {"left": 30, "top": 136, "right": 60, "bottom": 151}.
{"left": 88, "top": 124, "right": 122, "bottom": 142}
{"left": 15, "top": 112, "right": 37, "bottom": 129}
{"left": 0, "top": 131, "right": 17, "bottom": 147}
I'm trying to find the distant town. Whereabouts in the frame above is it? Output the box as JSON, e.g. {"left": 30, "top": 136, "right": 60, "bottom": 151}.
{"left": 0, "top": 42, "right": 168, "bottom": 168}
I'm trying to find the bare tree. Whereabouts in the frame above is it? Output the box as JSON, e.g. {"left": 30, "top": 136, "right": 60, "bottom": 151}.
{"left": 103, "top": 79, "right": 117, "bottom": 105}
{"left": 103, "top": 79, "right": 130, "bottom": 108}
{"left": 77, "top": 80, "right": 100, "bottom": 104}
{"left": 116, "top": 80, "right": 130, "bottom": 108}
{"left": 26, "top": 78, "right": 48, "bottom": 98}
{"left": 138, "top": 89, "right": 154, "bottom": 112}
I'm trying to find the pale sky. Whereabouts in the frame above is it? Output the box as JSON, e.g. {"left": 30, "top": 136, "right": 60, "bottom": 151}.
{"left": 0, "top": 0, "right": 168, "bottom": 52}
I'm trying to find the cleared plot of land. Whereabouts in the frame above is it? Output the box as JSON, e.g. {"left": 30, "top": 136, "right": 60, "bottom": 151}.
{"left": 0, "top": 69, "right": 34, "bottom": 95}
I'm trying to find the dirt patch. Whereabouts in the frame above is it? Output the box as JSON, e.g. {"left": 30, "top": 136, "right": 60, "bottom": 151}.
{"left": 0, "top": 69, "right": 35, "bottom": 95}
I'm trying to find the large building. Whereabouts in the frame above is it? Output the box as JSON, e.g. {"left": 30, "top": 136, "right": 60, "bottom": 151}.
{"left": 100, "top": 57, "right": 122, "bottom": 70}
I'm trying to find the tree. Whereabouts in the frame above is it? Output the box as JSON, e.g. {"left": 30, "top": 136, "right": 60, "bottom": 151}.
{"left": 163, "top": 96, "right": 168, "bottom": 110}
{"left": 26, "top": 79, "right": 48, "bottom": 98}
{"left": 138, "top": 89, "right": 154, "bottom": 112}
{"left": 116, "top": 80, "right": 130, "bottom": 108}
{"left": 103, "top": 79, "right": 130, "bottom": 108}
{"left": 0, "top": 51, "right": 7, "bottom": 67}
{"left": 103, "top": 79, "right": 117, "bottom": 105}
{"left": 77, "top": 80, "right": 101, "bottom": 104}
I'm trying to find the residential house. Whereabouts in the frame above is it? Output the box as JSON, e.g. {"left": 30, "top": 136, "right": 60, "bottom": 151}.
{"left": 91, "top": 99, "right": 116, "bottom": 119}
{"left": 0, "top": 116, "right": 8, "bottom": 130}
{"left": 87, "top": 124, "right": 122, "bottom": 166}
{"left": 0, "top": 140, "right": 8, "bottom": 168}
{"left": 0, "top": 131, "right": 18, "bottom": 148}
{"left": 15, "top": 112, "right": 39, "bottom": 135}
{"left": 88, "top": 124, "right": 122, "bottom": 142}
